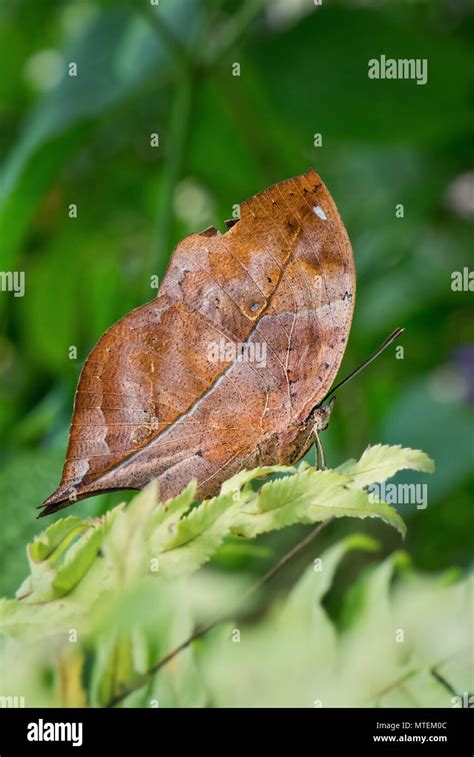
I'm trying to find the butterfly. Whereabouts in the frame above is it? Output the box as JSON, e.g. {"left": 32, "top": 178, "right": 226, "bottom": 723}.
{"left": 40, "top": 169, "right": 357, "bottom": 516}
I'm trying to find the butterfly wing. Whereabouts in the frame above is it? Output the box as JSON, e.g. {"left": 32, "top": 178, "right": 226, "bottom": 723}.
{"left": 40, "top": 169, "right": 354, "bottom": 515}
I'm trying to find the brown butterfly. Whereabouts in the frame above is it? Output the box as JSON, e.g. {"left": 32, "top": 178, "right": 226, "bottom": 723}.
{"left": 40, "top": 169, "right": 400, "bottom": 517}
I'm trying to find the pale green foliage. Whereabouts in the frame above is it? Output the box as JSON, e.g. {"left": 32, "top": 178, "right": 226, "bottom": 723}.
{"left": 0, "top": 443, "right": 448, "bottom": 708}
{"left": 200, "top": 538, "right": 472, "bottom": 707}
{"left": 338, "top": 444, "right": 435, "bottom": 487}
{"left": 12, "top": 443, "right": 429, "bottom": 606}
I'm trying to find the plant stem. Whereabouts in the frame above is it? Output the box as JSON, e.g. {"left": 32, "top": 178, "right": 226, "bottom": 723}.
{"left": 204, "top": 0, "right": 267, "bottom": 69}
{"left": 139, "top": 0, "right": 269, "bottom": 291}
{"left": 138, "top": 0, "right": 190, "bottom": 71}
{"left": 146, "top": 69, "right": 194, "bottom": 292}
{"left": 136, "top": 1, "right": 196, "bottom": 291}
{"left": 105, "top": 518, "right": 334, "bottom": 707}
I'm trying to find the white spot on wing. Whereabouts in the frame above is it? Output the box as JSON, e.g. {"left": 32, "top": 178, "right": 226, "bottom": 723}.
{"left": 71, "top": 459, "right": 90, "bottom": 478}
{"left": 313, "top": 205, "right": 327, "bottom": 221}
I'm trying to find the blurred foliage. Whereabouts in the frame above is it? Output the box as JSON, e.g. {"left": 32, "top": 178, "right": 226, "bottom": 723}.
{"left": 1, "top": 515, "right": 471, "bottom": 706}
{"left": 200, "top": 539, "right": 472, "bottom": 708}
{"left": 2, "top": 449, "right": 465, "bottom": 709}
{"left": 0, "top": 0, "right": 472, "bottom": 706}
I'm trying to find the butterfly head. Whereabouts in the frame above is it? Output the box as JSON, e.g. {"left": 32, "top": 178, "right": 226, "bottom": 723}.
{"left": 314, "top": 396, "right": 336, "bottom": 432}
{"left": 305, "top": 396, "right": 336, "bottom": 434}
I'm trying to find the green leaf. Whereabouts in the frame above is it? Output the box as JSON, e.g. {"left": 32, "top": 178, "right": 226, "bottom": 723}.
{"left": 17, "top": 509, "right": 117, "bottom": 603}
{"left": 199, "top": 540, "right": 472, "bottom": 708}
{"left": 7, "top": 443, "right": 428, "bottom": 600}
{"left": 29, "top": 516, "right": 85, "bottom": 562}
{"left": 158, "top": 494, "right": 237, "bottom": 577}
{"left": 338, "top": 444, "right": 435, "bottom": 488}
{"left": 147, "top": 480, "right": 197, "bottom": 550}
{"left": 230, "top": 469, "right": 407, "bottom": 540}
{"left": 1, "top": 444, "right": 468, "bottom": 710}
{"left": 152, "top": 444, "right": 414, "bottom": 576}
{"left": 102, "top": 484, "right": 158, "bottom": 585}
{"left": 0, "top": 442, "right": 432, "bottom": 641}
{"left": 219, "top": 465, "right": 294, "bottom": 495}
{"left": 282, "top": 533, "right": 380, "bottom": 627}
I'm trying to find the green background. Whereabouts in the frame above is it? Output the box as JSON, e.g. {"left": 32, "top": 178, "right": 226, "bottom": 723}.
{"left": 0, "top": 0, "right": 473, "bottom": 598}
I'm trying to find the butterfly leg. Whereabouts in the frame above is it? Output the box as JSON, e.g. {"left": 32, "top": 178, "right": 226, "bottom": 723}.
{"left": 314, "top": 429, "right": 327, "bottom": 470}
{"left": 308, "top": 397, "right": 335, "bottom": 470}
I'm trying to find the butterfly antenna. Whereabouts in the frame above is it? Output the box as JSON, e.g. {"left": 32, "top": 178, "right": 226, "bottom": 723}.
{"left": 318, "top": 327, "right": 404, "bottom": 407}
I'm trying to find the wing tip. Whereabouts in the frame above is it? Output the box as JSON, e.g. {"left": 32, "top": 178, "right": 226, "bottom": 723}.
{"left": 38, "top": 480, "right": 141, "bottom": 517}
{"left": 37, "top": 485, "right": 77, "bottom": 518}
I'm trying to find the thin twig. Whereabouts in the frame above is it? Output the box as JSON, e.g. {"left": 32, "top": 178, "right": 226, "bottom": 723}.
{"left": 241, "top": 518, "right": 333, "bottom": 603}
{"left": 105, "top": 518, "right": 334, "bottom": 707}
{"left": 204, "top": 0, "right": 267, "bottom": 69}
{"left": 146, "top": 69, "right": 195, "bottom": 289}
{"left": 371, "top": 646, "right": 470, "bottom": 705}
{"left": 136, "top": 1, "right": 196, "bottom": 286}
